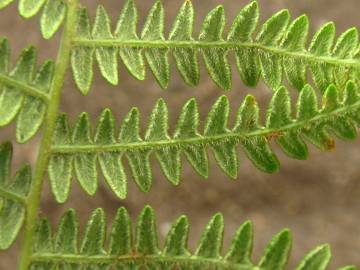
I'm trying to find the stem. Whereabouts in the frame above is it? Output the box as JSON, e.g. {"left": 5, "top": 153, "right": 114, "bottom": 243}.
{"left": 0, "top": 74, "right": 50, "bottom": 102}
{"left": 0, "top": 186, "right": 26, "bottom": 204}
{"left": 51, "top": 99, "right": 360, "bottom": 154}
{"left": 18, "top": 1, "right": 78, "bottom": 270}
{"left": 73, "top": 39, "right": 360, "bottom": 68}
{"left": 31, "top": 253, "right": 256, "bottom": 270}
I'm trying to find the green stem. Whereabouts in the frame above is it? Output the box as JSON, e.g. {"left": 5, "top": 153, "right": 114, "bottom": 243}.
{"left": 73, "top": 39, "right": 360, "bottom": 68}
{"left": 31, "top": 253, "right": 256, "bottom": 270}
{"left": 17, "top": 1, "right": 78, "bottom": 270}
{"left": 51, "top": 99, "right": 360, "bottom": 154}
{"left": 0, "top": 74, "right": 50, "bottom": 102}
{"left": 0, "top": 186, "right": 26, "bottom": 204}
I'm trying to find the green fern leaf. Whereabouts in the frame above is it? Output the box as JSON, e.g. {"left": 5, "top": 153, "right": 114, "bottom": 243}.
{"left": 174, "top": 98, "right": 209, "bottom": 178}
{"left": 71, "top": 7, "right": 94, "bottom": 95}
{"left": 55, "top": 209, "right": 78, "bottom": 254}
{"left": 49, "top": 81, "right": 360, "bottom": 201}
{"left": 234, "top": 95, "right": 279, "bottom": 172}
{"left": 228, "top": 1, "right": 259, "bottom": 87}
{"left": 31, "top": 218, "right": 53, "bottom": 270}
{"left": 29, "top": 206, "right": 355, "bottom": 270}
{"left": 80, "top": 208, "right": 106, "bottom": 256}
{"left": 344, "top": 81, "right": 360, "bottom": 125}
{"left": 258, "top": 230, "right": 292, "bottom": 270}
{"left": 92, "top": 5, "right": 118, "bottom": 86}
{"left": 333, "top": 28, "right": 358, "bottom": 87}
{"left": 16, "top": 60, "right": 53, "bottom": 143}
{"left": 109, "top": 207, "right": 132, "bottom": 256}
{"left": 266, "top": 86, "right": 308, "bottom": 159}
{"left": 256, "top": 9, "right": 290, "bottom": 89}
{"left": 0, "top": 39, "right": 52, "bottom": 143}
{"left": 295, "top": 244, "right": 331, "bottom": 270}
{"left": 195, "top": 213, "right": 224, "bottom": 260}
{"left": 114, "top": 0, "right": 145, "bottom": 81}
{"left": 119, "top": 107, "right": 152, "bottom": 193}
{"left": 18, "top": 0, "right": 45, "bottom": 18}
{"left": 0, "top": 45, "right": 37, "bottom": 127}
{"left": 0, "top": 142, "right": 32, "bottom": 250}
{"left": 163, "top": 215, "right": 190, "bottom": 257}
{"left": 204, "top": 95, "right": 238, "bottom": 178}
{"left": 0, "top": 2, "right": 358, "bottom": 268}
{"left": 70, "top": 1, "right": 360, "bottom": 93}
{"left": 48, "top": 113, "right": 73, "bottom": 203}
{"left": 338, "top": 267, "right": 358, "bottom": 270}
{"left": 199, "top": 5, "right": 231, "bottom": 91}
{"left": 2, "top": 1, "right": 360, "bottom": 91}
{"left": 309, "top": 22, "right": 336, "bottom": 93}
{"left": 169, "top": 0, "right": 199, "bottom": 86}
{"left": 0, "top": 0, "right": 66, "bottom": 39}
{"left": 33, "top": 219, "right": 52, "bottom": 253}
{"left": 0, "top": 0, "right": 13, "bottom": 9}
{"left": 146, "top": 99, "right": 181, "bottom": 185}
{"left": 40, "top": 0, "right": 66, "bottom": 39}
{"left": 53, "top": 209, "right": 78, "bottom": 270}
{"left": 72, "top": 112, "right": 98, "bottom": 196}
{"left": 281, "top": 15, "right": 309, "bottom": 90}
{"left": 141, "top": 1, "right": 169, "bottom": 89}
{"left": 297, "top": 85, "right": 330, "bottom": 151}
{"left": 136, "top": 206, "right": 159, "bottom": 256}
{"left": 95, "top": 109, "right": 127, "bottom": 200}
{"left": 323, "top": 85, "right": 357, "bottom": 140}
{"left": 225, "top": 220, "right": 253, "bottom": 264}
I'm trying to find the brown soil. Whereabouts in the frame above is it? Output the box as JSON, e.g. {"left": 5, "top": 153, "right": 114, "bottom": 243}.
{"left": 1, "top": 0, "right": 360, "bottom": 269}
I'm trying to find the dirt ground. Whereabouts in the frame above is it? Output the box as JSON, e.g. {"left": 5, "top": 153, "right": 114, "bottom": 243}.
{"left": 1, "top": 0, "right": 360, "bottom": 269}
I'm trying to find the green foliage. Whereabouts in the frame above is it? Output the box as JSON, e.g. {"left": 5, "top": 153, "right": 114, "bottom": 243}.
{"left": 0, "top": 1, "right": 358, "bottom": 269}
{"left": 0, "top": 38, "right": 53, "bottom": 143}
{"left": 0, "top": 142, "right": 32, "bottom": 250}
{"left": 0, "top": 0, "right": 66, "bottom": 39}
{"left": 69, "top": 0, "right": 360, "bottom": 94}
{"left": 2, "top": 0, "right": 360, "bottom": 93}
{"left": 28, "top": 205, "right": 355, "bottom": 270}
{"left": 48, "top": 81, "right": 360, "bottom": 202}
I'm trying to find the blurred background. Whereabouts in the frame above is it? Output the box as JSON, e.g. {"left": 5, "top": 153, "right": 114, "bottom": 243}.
{"left": 1, "top": 0, "right": 360, "bottom": 268}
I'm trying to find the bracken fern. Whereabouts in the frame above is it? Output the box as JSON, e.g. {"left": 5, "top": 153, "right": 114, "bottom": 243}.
{"left": 0, "top": 0, "right": 359, "bottom": 269}
{"left": 0, "top": 0, "right": 66, "bottom": 39}
{"left": 70, "top": 0, "right": 360, "bottom": 94}
{"left": 47, "top": 82, "right": 360, "bottom": 202}
{"left": 29, "top": 206, "right": 352, "bottom": 270}
{"left": 0, "top": 39, "right": 54, "bottom": 143}
{"left": 1, "top": 1, "right": 360, "bottom": 93}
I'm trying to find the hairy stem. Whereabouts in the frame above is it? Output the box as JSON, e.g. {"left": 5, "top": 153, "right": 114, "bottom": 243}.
{"left": 0, "top": 186, "right": 26, "bottom": 204}
{"left": 0, "top": 74, "right": 50, "bottom": 102}
{"left": 73, "top": 39, "right": 360, "bottom": 68}
{"left": 18, "top": 1, "right": 78, "bottom": 269}
{"left": 31, "top": 253, "right": 256, "bottom": 270}
{"left": 51, "top": 100, "right": 360, "bottom": 154}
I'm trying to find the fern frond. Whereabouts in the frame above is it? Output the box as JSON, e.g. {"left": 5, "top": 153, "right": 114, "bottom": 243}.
{"left": 0, "top": 142, "right": 32, "bottom": 250}
{"left": 48, "top": 81, "right": 360, "bottom": 202}
{"left": 29, "top": 205, "right": 356, "bottom": 270}
{"left": 70, "top": 0, "right": 360, "bottom": 94}
{"left": 0, "top": 38, "right": 54, "bottom": 143}
{"left": 0, "top": 0, "right": 66, "bottom": 39}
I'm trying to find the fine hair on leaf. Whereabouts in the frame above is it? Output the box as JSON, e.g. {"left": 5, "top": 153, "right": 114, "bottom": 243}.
{"left": 0, "top": 1, "right": 358, "bottom": 269}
